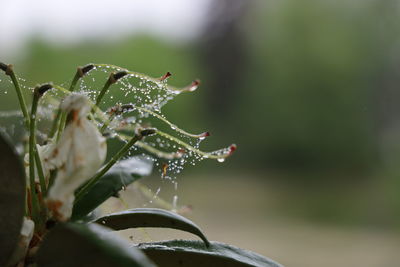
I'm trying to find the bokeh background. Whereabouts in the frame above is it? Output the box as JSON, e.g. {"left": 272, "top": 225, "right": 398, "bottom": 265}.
{"left": 1, "top": 1, "right": 400, "bottom": 266}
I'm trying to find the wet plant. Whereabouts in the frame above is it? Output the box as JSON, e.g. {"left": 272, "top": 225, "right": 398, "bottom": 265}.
{"left": 0, "top": 62, "right": 282, "bottom": 266}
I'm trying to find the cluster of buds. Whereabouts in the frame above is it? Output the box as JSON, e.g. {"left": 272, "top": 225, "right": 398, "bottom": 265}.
{"left": 0, "top": 62, "right": 237, "bottom": 248}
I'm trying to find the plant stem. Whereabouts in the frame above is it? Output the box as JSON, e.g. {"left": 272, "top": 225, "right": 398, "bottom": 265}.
{"left": 29, "top": 84, "right": 53, "bottom": 223}
{"left": 92, "top": 71, "right": 128, "bottom": 114}
{"left": 34, "top": 149, "right": 47, "bottom": 192}
{"left": 29, "top": 94, "right": 40, "bottom": 221}
{"left": 48, "top": 111, "right": 62, "bottom": 139}
{"left": 49, "top": 72, "right": 80, "bottom": 140}
{"left": 46, "top": 170, "right": 57, "bottom": 197}
{"left": 74, "top": 134, "right": 140, "bottom": 203}
{"left": 93, "top": 78, "right": 112, "bottom": 112}
{"left": 100, "top": 112, "right": 116, "bottom": 133}
{"left": 7, "top": 65, "right": 30, "bottom": 129}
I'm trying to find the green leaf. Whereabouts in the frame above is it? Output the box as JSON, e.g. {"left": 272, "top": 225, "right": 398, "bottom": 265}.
{"left": 36, "top": 223, "right": 156, "bottom": 267}
{"left": 93, "top": 208, "right": 210, "bottom": 247}
{"left": 138, "top": 240, "right": 283, "bottom": 267}
{"left": 71, "top": 157, "right": 153, "bottom": 221}
{"left": 0, "top": 132, "right": 26, "bottom": 266}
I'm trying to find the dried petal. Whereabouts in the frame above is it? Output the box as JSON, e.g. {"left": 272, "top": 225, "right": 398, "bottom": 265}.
{"left": 46, "top": 94, "right": 106, "bottom": 221}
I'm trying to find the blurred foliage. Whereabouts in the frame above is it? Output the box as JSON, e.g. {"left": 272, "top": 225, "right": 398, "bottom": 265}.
{"left": 2, "top": 0, "right": 400, "bottom": 228}
{"left": 238, "top": 0, "right": 400, "bottom": 172}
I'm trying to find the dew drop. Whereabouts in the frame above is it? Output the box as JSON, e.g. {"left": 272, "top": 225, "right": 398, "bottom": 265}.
{"left": 172, "top": 195, "right": 178, "bottom": 211}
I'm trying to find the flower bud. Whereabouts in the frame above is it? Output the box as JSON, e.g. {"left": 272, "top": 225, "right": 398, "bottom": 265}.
{"left": 0, "top": 62, "right": 7, "bottom": 72}
{"left": 188, "top": 80, "right": 200, "bottom": 92}
{"left": 139, "top": 128, "right": 157, "bottom": 138}
{"left": 0, "top": 63, "right": 13, "bottom": 76}
{"left": 228, "top": 144, "right": 237, "bottom": 155}
{"left": 77, "top": 64, "right": 95, "bottom": 77}
{"left": 159, "top": 71, "right": 172, "bottom": 81}
{"left": 109, "top": 70, "right": 128, "bottom": 84}
{"left": 34, "top": 83, "right": 53, "bottom": 98}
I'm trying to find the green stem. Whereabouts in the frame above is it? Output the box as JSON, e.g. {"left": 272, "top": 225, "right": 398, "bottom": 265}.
{"left": 30, "top": 90, "right": 48, "bottom": 196}
{"left": 74, "top": 134, "right": 140, "bottom": 203}
{"left": 93, "top": 79, "right": 112, "bottom": 112}
{"left": 7, "top": 65, "right": 30, "bottom": 129}
{"left": 34, "top": 149, "right": 47, "bottom": 194}
{"left": 46, "top": 170, "right": 57, "bottom": 197}
{"left": 48, "top": 110, "right": 62, "bottom": 139}
{"left": 55, "top": 112, "right": 67, "bottom": 142}
{"left": 100, "top": 112, "right": 116, "bottom": 133}
{"left": 50, "top": 72, "right": 80, "bottom": 140}
{"left": 29, "top": 94, "right": 40, "bottom": 221}
{"left": 92, "top": 71, "right": 127, "bottom": 114}
{"left": 28, "top": 84, "right": 53, "bottom": 224}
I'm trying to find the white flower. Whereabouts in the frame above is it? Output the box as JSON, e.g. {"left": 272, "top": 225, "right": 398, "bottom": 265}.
{"left": 46, "top": 94, "right": 107, "bottom": 221}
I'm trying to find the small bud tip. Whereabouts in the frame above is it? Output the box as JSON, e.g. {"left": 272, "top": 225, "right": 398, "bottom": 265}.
{"left": 176, "top": 148, "right": 186, "bottom": 157}
{"left": 78, "top": 64, "right": 95, "bottom": 77}
{"left": 120, "top": 104, "right": 134, "bottom": 113}
{"left": 35, "top": 83, "right": 53, "bottom": 97}
{"left": 200, "top": 131, "right": 210, "bottom": 138}
{"left": 188, "top": 79, "right": 200, "bottom": 92}
{"left": 0, "top": 62, "right": 7, "bottom": 72}
{"left": 110, "top": 70, "right": 128, "bottom": 84}
{"left": 139, "top": 128, "right": 157, "bottom": 137}
{"left": 160, "top": 71, "right": 172, "bottom": 81}
{"left": 0, "top": 63, "right": 13, "bottom": 76}
{"left": 228, "top": 144, "right": 237, "bottom": 155}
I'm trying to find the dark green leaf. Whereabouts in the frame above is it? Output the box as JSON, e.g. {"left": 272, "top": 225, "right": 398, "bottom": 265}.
{"left": 0, "top": 131, "right": 26, "bottom": 266}
{"left": 138, "top": 240, "right": 283, "bottom": 267}
{"left": 71, "top": 157, "right": 152, "bottom": 221}
{"left": 94, "top": 208, "right": 210, "bottom": 247}
{"left": 36, "top": 223, "right": 156, "bottom": 267}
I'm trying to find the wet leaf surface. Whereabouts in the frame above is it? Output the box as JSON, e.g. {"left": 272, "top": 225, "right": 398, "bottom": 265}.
{"left": 71, "top": 157, "right": 152, "bottom": 221}
{"left": 94, "top": 208, "right": 210, "bottom": 246}
{"left": 138, "top": 240, "right": 283, "bottom": 267}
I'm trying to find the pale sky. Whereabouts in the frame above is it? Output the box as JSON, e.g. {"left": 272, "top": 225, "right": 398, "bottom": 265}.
{"left": 0, "top": 0, "right": 211, "bottom": 58}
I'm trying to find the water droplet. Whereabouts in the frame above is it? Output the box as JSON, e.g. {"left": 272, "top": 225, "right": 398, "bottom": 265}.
{"left": 172, "top": 195, "right": 178, "bottom": 211}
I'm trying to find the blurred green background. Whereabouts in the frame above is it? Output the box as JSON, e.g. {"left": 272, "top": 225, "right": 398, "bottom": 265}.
{"left": 1, "top": 0, "right": 400, "bottom": 266}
